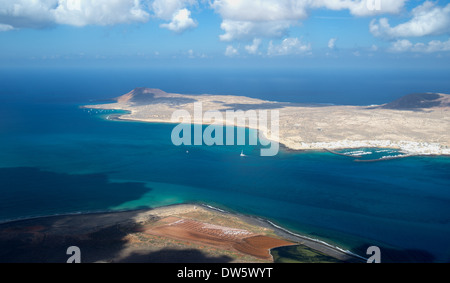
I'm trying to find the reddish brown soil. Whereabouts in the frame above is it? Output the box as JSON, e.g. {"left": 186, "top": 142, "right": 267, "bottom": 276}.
{"left": 145, "top": 218, "right": 294, "bottom": 260}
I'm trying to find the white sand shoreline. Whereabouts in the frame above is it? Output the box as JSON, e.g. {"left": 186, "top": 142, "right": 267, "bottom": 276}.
{"left": 83, "top": 88, "right": 450, "bottom": 157}
{"left": 101, "top": 108, "right": 450, "bottom": 157}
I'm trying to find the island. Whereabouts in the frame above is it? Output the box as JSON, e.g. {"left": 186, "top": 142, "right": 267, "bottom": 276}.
{"left": 84, "top": 88, "right": 450, "bottom": 156}
{"left": 0, "top": 204, "right": 363, "bottom": 263}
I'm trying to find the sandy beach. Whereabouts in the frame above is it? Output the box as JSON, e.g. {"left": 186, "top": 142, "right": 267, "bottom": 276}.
{"left": 84, "top": 88, "right": 450, "bottom": 156}
{"left": 0, "top": 204, "right": 364, "bottom": 263}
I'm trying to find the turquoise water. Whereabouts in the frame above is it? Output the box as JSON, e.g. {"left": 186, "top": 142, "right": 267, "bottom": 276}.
{"left": 0, "top": 101, "right": 449, "bottom": 262}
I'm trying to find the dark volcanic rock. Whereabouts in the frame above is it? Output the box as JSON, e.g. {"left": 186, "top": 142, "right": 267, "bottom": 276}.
{"left": 116, "top": 88, "right": 196, "bottom": 106}
{"left": 381, "top": 93, "right": 443, "bottom": 110}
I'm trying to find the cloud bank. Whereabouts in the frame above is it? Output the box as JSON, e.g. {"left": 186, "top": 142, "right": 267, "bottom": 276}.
{"left": 370, "top": 1, "right": 450, "bottom": 38}
{"left": 3, "top": 0, "right": 450, "bottom": 57}
{"left": 0, "top": 0, "right": 409, "bottom": 37}
{"left": 389, "top": 38, "right": 450, "bottom": 53}
{"left": 0, "top": 0, "right": 198, "bottom": 32}
{"left": 0, "top": 0, "right": 150, "bottom": 29}
{"left": 212, "top": 0, "right": 408, "bottom": 41}
{"left": 267, "top": 37, "right": 311, "bottom": 56}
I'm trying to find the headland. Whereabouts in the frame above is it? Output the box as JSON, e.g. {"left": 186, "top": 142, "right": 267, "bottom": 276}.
{"left": 0, "top": 204, "right": 363, "bottom": 263}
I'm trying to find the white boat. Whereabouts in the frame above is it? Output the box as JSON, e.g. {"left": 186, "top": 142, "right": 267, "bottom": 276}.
{"left": 240, "top": 150, "right": 246, "bottom": 157}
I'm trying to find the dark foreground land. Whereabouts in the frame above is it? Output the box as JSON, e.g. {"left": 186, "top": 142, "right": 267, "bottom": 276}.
{"left": 0, "top": 204, "right": 363, "bottom": 263}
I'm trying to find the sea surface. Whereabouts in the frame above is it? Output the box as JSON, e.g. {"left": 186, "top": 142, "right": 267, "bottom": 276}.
{"left": 0, "top": 67, "right": 449, "bottom": 262}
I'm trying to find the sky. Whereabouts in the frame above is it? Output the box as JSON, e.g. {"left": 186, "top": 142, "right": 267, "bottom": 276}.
{"left": 0, "top": 0, "right": 450, "bottom": 68}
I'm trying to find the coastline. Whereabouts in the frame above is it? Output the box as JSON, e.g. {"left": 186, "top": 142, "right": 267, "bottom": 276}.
{"left": 102, "top": 109, "right": 450, "bottom": 159}
{"left": 0, "top": 202, "right": 365, "bottom": 263}
{"left": 82, "top": 89, "right": 450, "bottom": 157}
{"left": 200, "top": 204, "right": 366, "bottom": 262}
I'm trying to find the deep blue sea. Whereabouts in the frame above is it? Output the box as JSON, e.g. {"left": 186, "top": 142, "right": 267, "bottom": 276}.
{"left": 0, "top": 67, "right": 449, "bottom": 262}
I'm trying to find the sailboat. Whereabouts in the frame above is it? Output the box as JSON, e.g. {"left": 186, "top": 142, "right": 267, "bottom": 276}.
{"left": 240, "top": 150, "right": 246, "bottom": 157}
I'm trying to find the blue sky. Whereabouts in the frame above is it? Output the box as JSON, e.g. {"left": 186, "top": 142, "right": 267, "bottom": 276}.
{"left": 1, "top": 0, "right": 450, "bottom": 68}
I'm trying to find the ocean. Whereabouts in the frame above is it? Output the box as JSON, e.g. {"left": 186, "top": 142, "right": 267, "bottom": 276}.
{"left": 0, "top": 67, "right": 449, "bottom": 262}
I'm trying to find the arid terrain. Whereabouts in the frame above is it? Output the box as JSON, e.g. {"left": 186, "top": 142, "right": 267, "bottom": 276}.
{"left": 85, "top": 88, "right": 450, "bottom": 155}
{"left": 0, "top": 204, "right": 363, "bottom": 263}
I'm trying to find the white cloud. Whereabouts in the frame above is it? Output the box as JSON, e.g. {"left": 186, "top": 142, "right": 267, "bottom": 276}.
{"left": 0, "top": 0, "right": 410, "bottom": 40}
{"left": 328, "top": 37, "right": 338, "bottom": 49}
{"left": 371, "top": 1, "right": 450, "bottom": 38}
{"left": 212, "top": 0, "right": 309, "bottom": 22}
{"left": 160, "top": 8, "right": 197, "bottom": 32}
{"left": 245, "top": 38, "right": 262, "bottom": 54}
{"left": 152, "top": 0, "right": 198, "bottom": 32}
{"left": 389, "top": 38, "right": 450, "bottom": 53}
{"left": 423, "top": 39, "right": 450, "bottom": 52}
{"left": 53, "top": 0, "right": 150, "bottom": 27}
{"left": 212, "top": 0, "right": 407, "bottom": 41}
{"left": 267, "top": 37, "right": 311, "bottom": 56}
{"left": 152, "top": 0, "right": 195, "bottom": 19}
{"left": 212, "top": 0, "right": 405, "bottom": 21}
{"left": 225, "top": 45, "right": 239, "bottom": 57}
{"left": 0, "top": 0, "right": 199, "bottom": 33}
{"left": 0, "top": 0, "right": 150, "bottom": 29}
{"left": 0, "top": 24, "right": 14, "bottom": 31}
{"left": 311, "top": 0, "right": 407, "bottom": 17}
{"left": 212, "top": 0, "right": 307, "bottom": 41}
{"left": 219, "top": 20, "right": 291, "bottom": 41}
{"left": 389, "top": 39, "right": 413, "bottom": 52}
{"left": 0, "top": 0, "right": 58, "bottom": 29}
